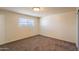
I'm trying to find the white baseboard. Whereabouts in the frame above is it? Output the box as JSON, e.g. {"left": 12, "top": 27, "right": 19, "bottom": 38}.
{"left": 0, "top": 34, "right": 39, "bottom": 45}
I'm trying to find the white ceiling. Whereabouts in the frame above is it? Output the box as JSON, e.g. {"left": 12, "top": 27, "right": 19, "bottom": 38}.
{"left": 0, "top": 7, "right": 76, "bottom": 17}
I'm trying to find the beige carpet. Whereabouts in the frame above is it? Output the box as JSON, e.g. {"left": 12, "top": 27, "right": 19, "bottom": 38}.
{"left": 0, "top": 35, "right": 77, "bottom": 51}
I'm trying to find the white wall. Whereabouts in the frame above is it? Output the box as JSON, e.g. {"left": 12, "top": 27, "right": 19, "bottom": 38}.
{"left": 0, "top": 15, "right": 6, "bottom": 44}
{"left": 40, "top": 11, "right": 76, "bottom": 43}
{"left": 0, "top": 10, "right": 39, "bottom": 45}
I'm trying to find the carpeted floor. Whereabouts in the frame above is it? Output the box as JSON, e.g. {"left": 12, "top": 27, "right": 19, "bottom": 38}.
{"left": 0, "top": 35, "right": 77, "bottom": 51}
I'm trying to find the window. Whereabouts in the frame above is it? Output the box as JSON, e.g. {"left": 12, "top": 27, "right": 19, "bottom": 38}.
{"left": 18, "top": 17, "right": 34, "bottom": 28}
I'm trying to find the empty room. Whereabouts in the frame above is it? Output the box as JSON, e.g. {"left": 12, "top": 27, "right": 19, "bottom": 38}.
{"left": 0, "top": 7, "right": 77, "bottom": 51}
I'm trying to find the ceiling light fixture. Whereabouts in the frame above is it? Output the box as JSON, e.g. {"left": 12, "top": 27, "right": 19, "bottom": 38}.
{"left": 33, "top": 7, "right": 40, "bottom": 11}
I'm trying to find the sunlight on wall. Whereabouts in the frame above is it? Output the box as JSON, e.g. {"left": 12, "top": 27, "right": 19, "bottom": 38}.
{"left": 18, "top": 17, "right": 34, "bottom": 29}
{"left": 40, "top": 18, "right": 48, "bottom": 26}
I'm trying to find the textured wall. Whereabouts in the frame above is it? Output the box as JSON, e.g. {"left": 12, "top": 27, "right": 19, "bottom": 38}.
{"left": 0, "top": 10, "right": 39, "bottom": 45}
{"left": 40, "top": 11, "right": 76, "bottom": 43}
